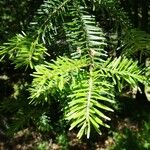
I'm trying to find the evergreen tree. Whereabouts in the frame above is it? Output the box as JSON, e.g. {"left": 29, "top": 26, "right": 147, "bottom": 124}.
{"left": 0, "top": 0, "right": 149, "bottom": 139}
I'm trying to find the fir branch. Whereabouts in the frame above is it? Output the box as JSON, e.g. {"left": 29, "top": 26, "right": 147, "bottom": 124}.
{"left": 29, "top": 56, "right": 87, "bottom": 103}
{"left": 40, "top": 0, "right": 72, "bottom": 31}
{"left": 0, "top": 33, "right": 47, "bottom": 69}
{"left": 101, "top": 57, "right": 146, "bottom": 90}
{"left": 122, "top": 29, "right": 150, "bottom": 56}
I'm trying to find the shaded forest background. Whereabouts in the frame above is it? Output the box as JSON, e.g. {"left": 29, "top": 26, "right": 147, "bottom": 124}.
{"left": 0, "top": 0, "right": 150, "bottom": 149}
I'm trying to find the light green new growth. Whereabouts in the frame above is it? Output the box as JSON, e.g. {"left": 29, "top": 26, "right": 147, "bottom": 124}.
{"left": 0, "top": 0, "right": 146, "bottom": 138}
